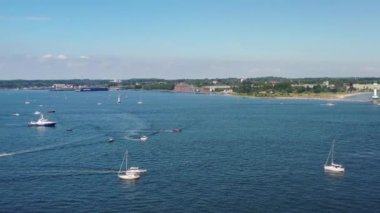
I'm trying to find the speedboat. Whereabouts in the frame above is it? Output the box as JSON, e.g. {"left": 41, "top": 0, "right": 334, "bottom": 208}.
{"left": 28, "top": 114, "right": 56, "bottom": 127}
{"left": 128, "top": 167, "right": 147, "bottom": 174}
{"left": 108, "top": 137, "right": 115, "bottom": 143}
{"left": 34, "top": 111, "right": 41, "bottom": 115}
{"left": 140, "top": 135, "right": 148, "bottom": 141}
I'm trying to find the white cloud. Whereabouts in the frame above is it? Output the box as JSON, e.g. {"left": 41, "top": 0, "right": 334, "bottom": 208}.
{"left": 41, "top": 54, "right": 54, "bottom": 59}
{"left": 39, "top": 54, "right": 67, "bottom": 61}
{"left": 24, "top": 16, "right": 50, "bottom": 21}
{"left": 0, "top": 16, "right": 50, "bottom": 21}
{"left": 79, "top": 55, "right": 89, "bottom": 59}
{"left": 56, "top": 54, "right": 67, "bottom": 60}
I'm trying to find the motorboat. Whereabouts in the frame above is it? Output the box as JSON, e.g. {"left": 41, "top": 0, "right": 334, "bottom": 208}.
{"left": 28, "top": 114, "right": 56, "bottom": 127}
{"left": 128, "top": 167, "right": 147, "bottom": 174}
{"left": 140, "top": 135, "right": 148, "bottom": 141}
{"left": 34, "top": 111, "right": 41, "bottom": 115}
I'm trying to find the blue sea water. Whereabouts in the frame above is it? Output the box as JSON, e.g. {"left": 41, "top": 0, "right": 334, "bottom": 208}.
{"left": 0, "top": 90, "right": 379, "bottom": 212}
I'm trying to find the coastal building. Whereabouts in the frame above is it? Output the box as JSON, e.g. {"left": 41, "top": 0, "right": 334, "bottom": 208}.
{"left": 203, "top": 85, "right": 231, "bottom": 92}
{"left": 353, "top": 83, "right": 378, "bottom": 91}
{"left": 174, "top": 83, "right": 196, "bottom": 93}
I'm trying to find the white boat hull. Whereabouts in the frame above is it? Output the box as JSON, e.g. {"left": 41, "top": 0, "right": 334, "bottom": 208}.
{"left": 324, "top": 164, "right": 345, "bottom": 172}
{"left": 118, "top": 172, "right": 140, "bottom": 180}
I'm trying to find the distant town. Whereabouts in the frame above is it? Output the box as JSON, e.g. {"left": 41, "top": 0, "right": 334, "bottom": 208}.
{"left": 0, "top": 77, "right": 379, "bottom": 98}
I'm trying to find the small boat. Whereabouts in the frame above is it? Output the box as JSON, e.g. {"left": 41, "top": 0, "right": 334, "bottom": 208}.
{"left": 128, "top": 167, "right": 147, "bottom": 174}
{"left": 137, "top": 101, "right": 143, "bottom": 105}
{"left": 48, "top": 110, "right": 56, "bottom": 113}
{"left": 322, "top": 103, "right": 335, "bottom": 106}
{"left": 118, "top": 150, "right": 142, "bottom": 180}
{"left": 117, "top": 95, "right": 121, "bottom": 104}
{"left": 140, "top": 135, "right": 148, "bottom": 141}
{"left": 172, "top": 128, "right": 182, "bottom": 133}
{"left": 34, "top": 111, "right": 41, "bottom": 115}
{"left": 66, "top": 128, "right": 73, "bottom": 132}
{"left": 108, "top": 137, "right": 114, "bottom": 143}
{"left": 324, "top": 139, "right": 345, "bottom": 173}
{"left": 12, "top": 113, "right": 20, "bottom": 116}
{"left": 28, "top": 114, "right": 56, "bottom": 127}
{"left": 25, "top": 101, "right": 30, "bottom": 105}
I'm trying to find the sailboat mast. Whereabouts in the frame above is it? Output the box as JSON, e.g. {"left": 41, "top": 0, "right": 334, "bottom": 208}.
{"left": 125, "top": 150, "right": 128, "bottom": 171}
{"left": 331, "top": 140, "right": 335, "bottom": 164}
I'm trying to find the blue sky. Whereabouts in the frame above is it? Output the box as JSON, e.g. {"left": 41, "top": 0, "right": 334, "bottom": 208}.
{"left": 1, "top": 0, "right": 380, "bottom": 79}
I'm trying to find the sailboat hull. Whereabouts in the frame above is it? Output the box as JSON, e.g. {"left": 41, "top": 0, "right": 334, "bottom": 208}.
{"left": 324, "top": 165, "right": 345, "bottom": 172}
{"left": 118, "top": 172, "right": 140, "bottom": 180}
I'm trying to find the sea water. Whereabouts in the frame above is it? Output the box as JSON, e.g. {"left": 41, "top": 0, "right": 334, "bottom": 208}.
{"left": 0, "top": 91, "right": 379, "bottom": 212}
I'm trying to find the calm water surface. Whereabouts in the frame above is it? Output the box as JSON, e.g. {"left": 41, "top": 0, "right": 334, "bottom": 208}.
{"left": 0, "top": 91, "right": 379, "bottom": 212}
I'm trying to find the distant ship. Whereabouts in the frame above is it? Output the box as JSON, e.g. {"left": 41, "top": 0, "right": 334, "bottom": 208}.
{"left": 78, "top": 87, "right": 109, "bottom": 92}
{"left": 28, "top": 114, "right": 56, "bottom": 127}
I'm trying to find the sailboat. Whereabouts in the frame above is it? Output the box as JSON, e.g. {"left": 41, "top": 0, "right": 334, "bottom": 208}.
{"left": 118, "top": 150, "right": 146, "bottom": 180}
{"left": 117, "top": 95, "right": 121, "bottom": 104}
{"left": 324, "top": 139, "right": 345, "bottom": 172}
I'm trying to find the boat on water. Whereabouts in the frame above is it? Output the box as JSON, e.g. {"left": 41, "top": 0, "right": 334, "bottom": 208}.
{"left": 324, "top": 139, "right": 345, "bottom": 172}
{"left": 48, "top": 110, "right": 56, "bottom": 113}
{"left": 12, "top": 113, "right": 20, "bottom": 116}
{"left": 140, "top": 135, "right": 148, "bottom": 141}
{"left": 34, "top": 111, "right": 41, "bottom": 115}
{"left": 172, "top": 128, "right": 182, "bottom": 133}
{"left": 325, "top": 103, "right": 335, "bottom": 106}
{"left": 118, "top": 150, "right": 146, "bottom": 180}
{"left": 117, "top": 95, "right": 121, "bottom": 104}
{"left": 128, "top": 167, "right": 147, "bottom": 174}
{"left": 137, "top": 101, "right": 143, "bottom": 104}
{"left": 108, "top": 137, "right": 115, "bottom": 143}
{"left": 28, "top": 114, "right": 56, "bottom": 127}
{"left": 24, "top": 101, "right": 30, "bottom": 105}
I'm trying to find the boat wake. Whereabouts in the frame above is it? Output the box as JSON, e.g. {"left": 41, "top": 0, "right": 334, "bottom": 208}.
{"left": 0, "top": 169, "right": 119, "bottom": 178}
{"left": 0, "top": 135, "right": 101, "bottom": 158}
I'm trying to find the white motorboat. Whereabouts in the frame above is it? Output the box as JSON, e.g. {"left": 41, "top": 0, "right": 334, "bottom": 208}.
{"left": 140, "top": 135, "right": 148, "bottom": 141}
{"left": 28, "top": 114, "right": 56, "bottom": 127}
{"left": 324, "top": 139, "right": 345, "bottom": 172}
{"left": 34, "top": 111, "right": 41, "bottom": 115}
{"left": 128, "top": 167, "right": 147, "bottom": 174}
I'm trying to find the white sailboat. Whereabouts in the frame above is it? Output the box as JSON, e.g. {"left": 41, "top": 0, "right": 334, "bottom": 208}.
{"left": 118, "top": 150, "right": 146, "bottom": 180}
{"left": 117, "top": 95, "right": 121, "bottom": 104}
{"left": 324, "top": 140, "right": 345, "bottom": 172}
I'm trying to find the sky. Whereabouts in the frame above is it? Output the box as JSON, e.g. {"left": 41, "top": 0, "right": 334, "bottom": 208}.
{"left": 1, "top": 0, "right": 380, "bottom": 79}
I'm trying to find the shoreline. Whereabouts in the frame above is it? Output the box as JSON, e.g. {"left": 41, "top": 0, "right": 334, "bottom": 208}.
{"left": 232, "top": 92, "right": 371, "bottom": 102}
